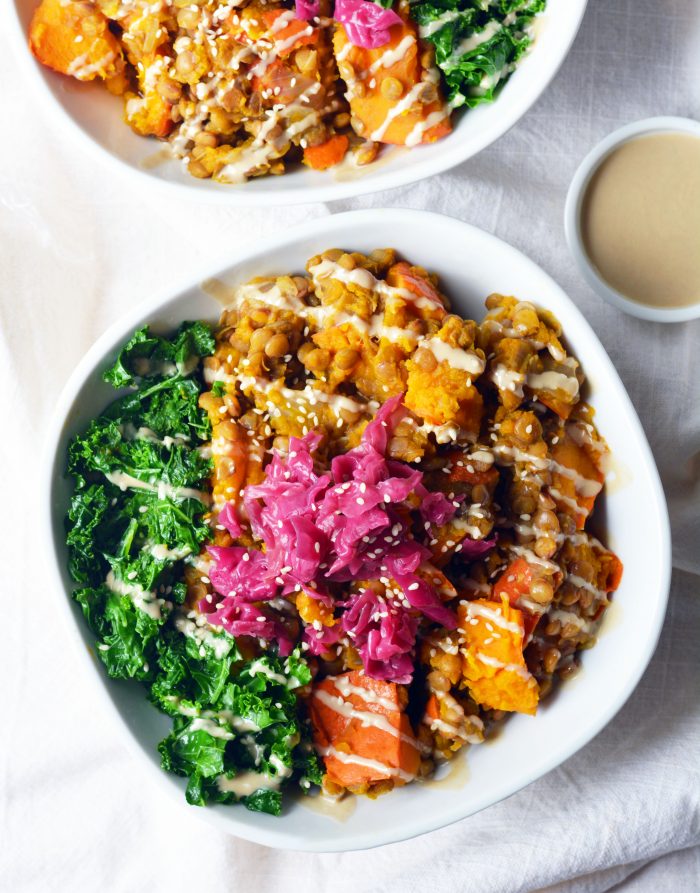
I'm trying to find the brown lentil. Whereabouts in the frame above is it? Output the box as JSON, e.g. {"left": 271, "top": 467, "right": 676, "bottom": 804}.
{"left": 413, "top": 347, "right": 438, "bottom": 372}
{"left": 304, "top": 348, "right": 331, "bottom": 372}
{"left": 381, "top": 77, "right": 403, "bottom": 101}
{"left": 264, "top": 333, "right": 290, "bottom": 359}
{"left": 335, "top": 348, "right": 360, "bottom": 370}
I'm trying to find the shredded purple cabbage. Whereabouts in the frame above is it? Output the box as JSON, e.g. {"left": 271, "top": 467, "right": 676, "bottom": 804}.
{"left": 458, "top": 533, "right": 498, "bottom": 560}
{"left": 204, "top": 394, "right": 494, "bottom": 682}
{"left": 295, "top": 0, "right": 319, "bottom": 20}
{"left": 341, "top": 590, "right": 418, "bottom": 684}
{"left": 333, "top": 0, "right": 402, "bottom": 49}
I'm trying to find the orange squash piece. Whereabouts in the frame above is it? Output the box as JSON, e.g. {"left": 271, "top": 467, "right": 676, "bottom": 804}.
{"left": 296, "top": 588, "right": 336, "bottom": 627}
{"left": 309, "top": 671, "right": 421, "bottom": 789}
{"left": 333, "top": 18, "right": 451, "bottom": 147}
{"left": 492, "top": 558, "right": 533, "bottom": 604}
{"left": 261, "top": 9, "right": 319, "bottom": 54}
{"left": 599, "top": 549, "right": 623, "bottom": 594}
{"left": 491, "top": 558, "right": 542, "bottom": 642}
{"left": 405, "top": 360, "right": 483, "bottom": 431}
{"left": 202, "top": 414, "right": 266, "bottom": 512}
{"left": 125, "top": 95, "right": 173, "bottom": 139}
{"left": 458, "top": 595, "right": 539, "bottom": 715}
{"left": 123, "top": 54, "right": 177, "bottom": 138}
{"left": 303, "top": 134, "right": 349, "bottom": 170}
{"left": 548, "top": 428, "right": 605, "bottom": 529}
{"left": 538, "top": 392, "right": 574, "bottom": 420}
{"left": 386, "top": 262, "right": 445, "bottom": 307}
{"left": 29, "top": 0, "right": 123, "bottom": 82}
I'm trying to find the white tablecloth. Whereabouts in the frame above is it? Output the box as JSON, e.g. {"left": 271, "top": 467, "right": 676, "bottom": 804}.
{"left": 2, "top": 0, "right": 699, "bottom": 890}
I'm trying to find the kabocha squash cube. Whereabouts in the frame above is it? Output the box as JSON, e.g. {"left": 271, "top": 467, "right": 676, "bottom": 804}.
{"left": 29, "top": 0, "right": 123, "bottom": 82}
{"left": 333, "top": 17, "right": 451, "bottom": 146}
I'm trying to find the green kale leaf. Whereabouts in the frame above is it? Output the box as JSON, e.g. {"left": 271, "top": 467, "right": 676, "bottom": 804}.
{"left": 103, "top": 321, "right": 215, "bottom": 389}
{"left": 411, "top": 0, "right": 546, "bottom": 108}
{"left": 75, "top": 586, "right": 162, "bottom": 681}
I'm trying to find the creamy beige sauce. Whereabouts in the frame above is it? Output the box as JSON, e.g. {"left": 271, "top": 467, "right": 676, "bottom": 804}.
{"left": 298, "top": 791, "right": 358, "bottom": 822}
{"left": 581, "top": 132, "right": 700, "bottom": 308}
{"left": 421, "top": 753, "right": 471, "bottom": 791}
{"left": 140, "top": 147, "right": 175, "bottom": 170}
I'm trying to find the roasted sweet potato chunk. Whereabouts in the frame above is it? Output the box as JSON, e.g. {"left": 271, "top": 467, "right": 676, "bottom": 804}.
{"left": 333, "top": 18, "right": 451, "bottom": 147}
{"left": 29, "top": 0, "right": 123, "bottom": 81}
{"left": 548, "top": 426, "right": 605, "bottom": 528}
{"left": 309, "top": 671, "right": 421, "bottom": 790}
{"left": 458, "top": 595, "right": 539, "bottom": 715}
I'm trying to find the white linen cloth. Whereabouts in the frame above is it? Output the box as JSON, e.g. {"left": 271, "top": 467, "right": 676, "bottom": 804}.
{"left": 1, "top": 0, "right": 699, "bottom": 889}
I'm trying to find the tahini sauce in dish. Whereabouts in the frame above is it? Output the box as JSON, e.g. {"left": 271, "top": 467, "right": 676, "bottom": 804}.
{"left": 580, "top": 132, "right": 700, "bottom": 309}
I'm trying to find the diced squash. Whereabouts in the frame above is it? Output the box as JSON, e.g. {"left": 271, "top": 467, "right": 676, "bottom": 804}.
{"left": 492, "top": 557, "right": 533, "bottom": 604}
{"left": 198, "top": 411, "right": 265, "bottom": 512}
{"left": 386, "top": 262, "right": 445, "bottom": 309}
{"left": 261, "top": 9, "right": 319, "bottom": 55}
{"left": 599, "top": 549, "right": 623, "bottom": 593}
{"left": 125, "top": 92, "right": 173, "bottom": 138}
{"left": 309, "top": 670, "right": 421, "bottom": 789}
{"left": 29, "top": 0, "right": 123, "bottom": 81}
{"left": 538, "top": 392, "right": 574, "bottom": 420}
{"left": 333, "top": 18, "right": 451, "bottom": 147}
{"left": 548, "top": 427, "right": 605, "bottom": 529}
{"left": 492, "top": 558, "right": 540, "bottom": 641}
{"left": 303, "top": 134, "right": 349, "bottom": 170}
{"left": 405, "top": 362, "right": 483, "bottom": 431}
{"left": 123, "top": 54, "right": 176, "bottom": 137}
{"left": 297, "top": 589, "right": 336, "bottom": 627}
{"left": 458, "top": 595, "right": 539, "bottom": 715}
{"left": 417, "top": 562, "right": 457, "bottom": 600}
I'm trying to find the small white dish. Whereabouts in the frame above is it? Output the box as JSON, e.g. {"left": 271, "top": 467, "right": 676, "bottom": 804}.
{"left": 564, "top": 116, "right": 700, "bottom": 323}
{"left": 10, "top": 0, "right": 587, "bottom": 204}
{"left": 43, "top": 209, "right": 670, "bottom": 851}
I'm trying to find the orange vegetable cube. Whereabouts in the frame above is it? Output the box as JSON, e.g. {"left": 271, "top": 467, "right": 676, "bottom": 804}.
{"left": 548, "top": 427, "right": 605, "bottom": 528}
{"left": 333, "top": 18, "right": 451, "bottom": 147}
{"left": 29, "top": 0, "right": 123, "bottom": 82}
{"left": 458, "top": 595, "right": 539, "bottom": 715}
{"left": 303, "top": 134, "right": 349, "bottom": 170}
{"left": 309, "top": 671, "right": 421, "bottom": 789}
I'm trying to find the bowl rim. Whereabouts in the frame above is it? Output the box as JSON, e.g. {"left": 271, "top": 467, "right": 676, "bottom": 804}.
{"left": 10, "top": 0, "right": 589, "bottom": 205}
{"left": 40, "top": 208, "right": 671, "bottom": 850}
{"left": 564, "top": 115, "right": 700, "bottom": 323}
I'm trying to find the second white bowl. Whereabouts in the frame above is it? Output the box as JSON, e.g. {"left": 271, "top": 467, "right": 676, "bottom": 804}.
{"left": 12, "top": 0, "right": 587, "bottom": 204}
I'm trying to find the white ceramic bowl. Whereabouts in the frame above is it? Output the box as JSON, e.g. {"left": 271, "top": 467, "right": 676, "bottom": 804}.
{"left": 564, "top": 116, "right": 700, "bottom": 323}
{"left": 12, "top": 0, "right": 587, "bottom": 204}
{"left": 43, "top": 209, "right": 670, "bottom": 850}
